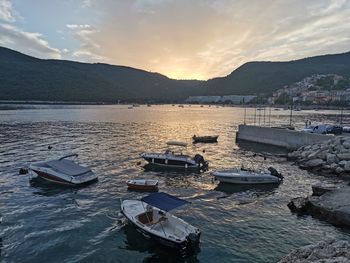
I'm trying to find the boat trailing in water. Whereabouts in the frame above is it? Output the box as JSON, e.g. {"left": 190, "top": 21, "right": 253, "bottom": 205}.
{"left": 28, "top": 154, "right": 97, "bottom": 186}
{"left": 121, "top": 192, "right": 200, "bottom": 255}
{"left": 212, "top": 167, "right": 283, "bottom": 184}
{"left": 192, "top": 135, "right": 219, "bottom": 143}
{"left": 126, "top": 179, "right": 159, "bottom": 192}
{"left": 140, "top": 141, "right": 208, "bottom": 170}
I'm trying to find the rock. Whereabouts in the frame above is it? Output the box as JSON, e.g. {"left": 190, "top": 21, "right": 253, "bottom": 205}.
{"left": 326, "top": 153, "right": 338, "bottom": 164}
{"left": 287, "top": 197, "right": 309, "bottom": 213}
{"left": 344, "top": 161, "right": 350, "bottom": 172}
{"left": 305, "top": 159, "right": 324, "bottom": 168}
{"left": 307, "top": 151, "right": 319, "bottom": 160}
{"left": 287, "top": 151, "right": 299, "bottom": 160}
{"left": 337, "top": 153, "right": 350, "bottom": 161}
{"left": 308, "top": 186, "right": 350, "bottom": 227}
{"left": 343, "top": 140, "right": 350, "bottom": 149}
{"left": 322, "top": 164, "right": 331, "bottom": 170}
{"left": 278, "top": 239, "right": 350, "bottom": 263}
{"left": 330, "top": 163, "right": 338, "bottom": 170}
{"left": 339, "top": 146, "right": 349, "bottom": 154}
{"left": 316, "top": 150, "right": 327, "bottom": 160}
{"left": 312, "top": 184, "right": 339, "bottom": 196}
{"left": 301, "top": 150, "right": 313, "bottom": 158}
{"left": 338, "top": 160, "right": 347, "bottom": 167}
{"left": 335, "top": 167, "right": 344, "bottom": 174}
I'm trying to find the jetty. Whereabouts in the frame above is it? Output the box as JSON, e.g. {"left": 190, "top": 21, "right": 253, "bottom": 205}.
{"left": 236, "top": 124, "right": 330, "bottom": 150}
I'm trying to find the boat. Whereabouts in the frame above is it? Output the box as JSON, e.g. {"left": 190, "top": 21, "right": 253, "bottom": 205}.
{"left": 212, "top": 167, "right": 283, "bottom": 184}
{"left": 192, "top": 135, "right": 218, "bottom": 143}
{"left": 140, "top": 141, "right": 208, "bottom": 170}
{"left": 126, "top": 179, "right": 159, "bottom": 192}
{"left": 121, "top": 192, "right": 200, "bottom": 255}
{"left": 28, "top": 154, "right": 97, "bottom": 186}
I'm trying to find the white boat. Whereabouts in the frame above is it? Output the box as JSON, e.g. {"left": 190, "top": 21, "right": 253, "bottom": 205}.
{"left": 140, "top": 141, "right": 208, "bottom": 170}
{"left": 126, "top": 179, "right": 159, "bottom": 192}
{"left": 28, "top": 154, "right": 97, "bottom": 186}
{"left": 213, "top": 168, "right": 282, "bottom": 184}
{"left": 121, "top": 192, "right": 200, "bottom": 254}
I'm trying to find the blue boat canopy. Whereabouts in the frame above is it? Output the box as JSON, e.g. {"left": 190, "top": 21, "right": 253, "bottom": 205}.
{"left": 141, "top": 192, "right": 190, "bottom": 212}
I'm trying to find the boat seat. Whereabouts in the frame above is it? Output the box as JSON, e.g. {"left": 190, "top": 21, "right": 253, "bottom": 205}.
{"left": 137, "top": 211, "right": 154, "bottom": 225}
{"left": 46, "top": 159, "right": 91, "bottom": 176}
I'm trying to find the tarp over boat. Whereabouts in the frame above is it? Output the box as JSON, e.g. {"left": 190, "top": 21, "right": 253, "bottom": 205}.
{"left": 46, "top": 159, "right": 91, "bottom": 176}
{"left": 141, "top": 192, "right": 189, "bottom": 212}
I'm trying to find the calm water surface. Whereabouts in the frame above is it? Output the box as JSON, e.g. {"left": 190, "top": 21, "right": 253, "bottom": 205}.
{"left": 1, "top": 105, "right": 350, "bottom": 263}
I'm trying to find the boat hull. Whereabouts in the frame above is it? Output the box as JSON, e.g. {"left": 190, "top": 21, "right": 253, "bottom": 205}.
{"left": 193, "top": 136, "right": 218, "bottom": 143}
{"left": 126, "top": 181, "right": 158, "bottom": 192}
{"left": 213, "top": 170, "right": 281, "bottom": 184}
{"left": 141, "top": 155, "right": 199, "bottom": 169}
{"left": 121, "top": 200, "right": 200, "bottom": 255}
{"left": 29, "top": 168, "right": 97, "bottom": 186}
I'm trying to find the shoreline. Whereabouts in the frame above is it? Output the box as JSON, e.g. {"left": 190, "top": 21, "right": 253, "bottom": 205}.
{"left": 0, "top": 100, "right": 349, "bottom": 110}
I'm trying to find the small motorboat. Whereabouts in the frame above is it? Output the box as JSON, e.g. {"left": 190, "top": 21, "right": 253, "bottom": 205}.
{"left": 192, "top": 135, "right": 219, "bottom": 143}
{"left": 126, "top": 179, "right": 159, "bottom": 192}
{"left": 28, "top": 154, "right": 97, "bottom": 186}
{"left": 121, "top": 192, "right": 200, "bottom": 255}
{"left": 213, "top": 167, "right": 283, "bottom": 184}
{"left": 140, "top": 141, "right": 208, "bottom": 170}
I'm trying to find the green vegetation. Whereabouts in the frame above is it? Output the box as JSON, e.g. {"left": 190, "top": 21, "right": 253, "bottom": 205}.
{"left": 1, "top": 46, "right": 350, "bottom": 102}
{"left": 201, "top": 52, "right": 350, "bottom": 96}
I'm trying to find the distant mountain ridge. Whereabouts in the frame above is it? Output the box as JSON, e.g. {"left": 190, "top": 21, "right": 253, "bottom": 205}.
{"left": 0, "top": 47, "right": 202, "bottom": 102}
{"left": 201, "top": 51, "right": 350, "bottom": 96}
{"left": 1, "top": 46, "right": 350, "bottom": 102}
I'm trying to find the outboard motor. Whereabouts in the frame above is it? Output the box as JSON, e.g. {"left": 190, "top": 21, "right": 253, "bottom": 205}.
{"left": 268, "top": 167, "right": 283, "bottom": 180}
{"left": 185, "top": 232, "right": 200, "bottom": 255}
{"left": 194, "top": 154, "right": 208, "bottom": 170}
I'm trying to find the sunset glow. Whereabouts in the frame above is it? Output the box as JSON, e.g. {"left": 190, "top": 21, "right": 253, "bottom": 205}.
{"left": 1, "top": 0, "right": 350, "bottom": 80}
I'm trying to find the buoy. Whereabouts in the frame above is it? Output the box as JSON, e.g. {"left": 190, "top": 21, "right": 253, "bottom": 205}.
{"left": 48, "top": 145, "right": 52, "bottom": 150}
{"left": 19, "top": 168, "right": 28, "bottom": 175}
{"left": 202, "top": 149, "right": 206, "bottom": 153}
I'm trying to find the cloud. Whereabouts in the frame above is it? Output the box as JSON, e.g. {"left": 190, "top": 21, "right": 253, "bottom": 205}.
{"left": 63, "top": 0, "right": 348, "bottom": 79}
{"left": 66, "top": 24, "right": 108, "bottom": 61}
{"left": 6, "top": 0, "right": 350, "bottom": 79}
{"left": 0, "top": 23, "right": 61, "bottom": 59}
{"left": 0, "top": 0, "right": 15, "bottom": 22}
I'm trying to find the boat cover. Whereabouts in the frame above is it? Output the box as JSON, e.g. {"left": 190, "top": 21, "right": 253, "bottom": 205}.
{"left": 141, "top": 192, "right": 189, "bottom": 212}
{"left": 46, "top": 159, "right": 91, "bottom": 176}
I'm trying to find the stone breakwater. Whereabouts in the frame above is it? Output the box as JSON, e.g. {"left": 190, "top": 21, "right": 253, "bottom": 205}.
{"left": 288, "top": 185, "right": 350, "bottom": 227}
{"left": 278, "top": 240, "right": 350, "bottom": 263}
{"left": 288, "top": 136, "right": 350, "bottom": 180}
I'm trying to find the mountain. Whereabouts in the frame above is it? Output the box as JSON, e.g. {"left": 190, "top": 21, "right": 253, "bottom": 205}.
{"left": 0, "top": 47, "right": 202, "bottom": 102}
{"left": 201, "top": 51, "right": 350, "bottom": 96}
{"left": 1, "top": 46, "right": 350, "bottom": 102}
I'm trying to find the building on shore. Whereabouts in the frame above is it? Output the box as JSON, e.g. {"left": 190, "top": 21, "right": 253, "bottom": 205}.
{"left": 185, "top": 95, "right": 256, "bottom": 104}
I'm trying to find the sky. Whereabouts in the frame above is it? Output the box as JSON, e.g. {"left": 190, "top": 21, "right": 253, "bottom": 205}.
{"left": 0, "top": 0, "right": 350, "bottom": 80}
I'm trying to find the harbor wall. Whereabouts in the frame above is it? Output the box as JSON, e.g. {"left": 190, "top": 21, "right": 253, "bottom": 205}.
{"left": 236, "top": 125, "right": 330, "bottom": 150}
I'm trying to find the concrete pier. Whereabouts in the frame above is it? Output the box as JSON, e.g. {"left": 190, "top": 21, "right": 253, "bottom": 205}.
{"left": 236, "top": 124, "right": 330, "bottom": 150}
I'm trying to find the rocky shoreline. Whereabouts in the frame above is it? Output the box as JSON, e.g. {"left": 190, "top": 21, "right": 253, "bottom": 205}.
{"left": 288, "top": 184, "right": 350, "bottom": 227}
{"left": 278, "top": 239, "right": 350, "bottom": 263}
{"left": 284, "top": 137, "right": 350, "bottom": 261}
{"left": 288, "top": 136, "right": 350, "bottom": 180}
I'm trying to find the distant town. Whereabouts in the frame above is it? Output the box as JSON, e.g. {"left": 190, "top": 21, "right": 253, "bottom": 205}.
{"left": 186, "top": 74, "right": 350, "bottom": 106}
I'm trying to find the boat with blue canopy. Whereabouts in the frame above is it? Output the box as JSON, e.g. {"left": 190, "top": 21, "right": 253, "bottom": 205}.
{"left": 121, "top": 192, "right": 201, "bottom": 255}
